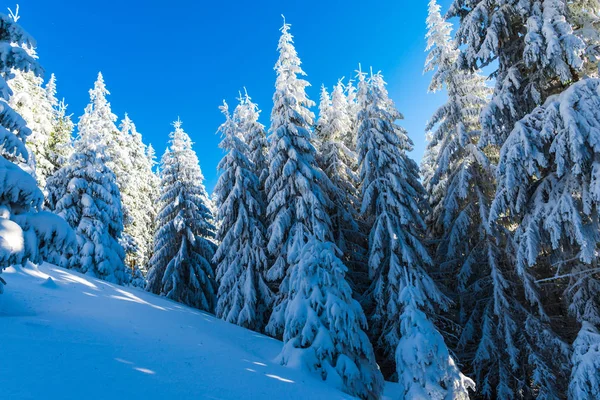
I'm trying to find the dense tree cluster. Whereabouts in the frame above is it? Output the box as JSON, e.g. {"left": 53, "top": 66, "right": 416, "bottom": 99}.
{"left": 2, "top": 3, "right": 599, "bottom": 399}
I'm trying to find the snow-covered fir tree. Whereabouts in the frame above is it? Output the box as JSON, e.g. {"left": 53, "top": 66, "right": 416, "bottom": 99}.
{"left": 146, "top": 143, "right": 160, "bottom": 211}
{"left": 344, "top": 78, "right": 360, "bottom": 151}
{"left": 144, "top": 142, "right": 160, "bottom": 261}
{"left": 356, "top": 69, "right": 473, "bottom": 398}
{"left": 46, "top": 80, "right": 128, "bottom": 284}
{"left": 492, "top": 78, "right": 600, "bottom": 399}
{"left": 450, "top": 1, "right": 591, "bottom": 397}
{"left": 422, "top": 2, "right": 567, "bottom": 398}
{"left": 0, "top": 10, "right": 75, "bottom": 292}
{"left": 264, "top": 18, "right": 318, "bottom": 293}
{"left": 419, "top": 131, "right": 439, "bottom": 199}
{"left": 118, "top": 114, "right": 156, "bottom": 285}
{"left": 569, "top": 0, "right": 600, "bottom": 78}
{"left": 145, "top": 119, "right": 217, "bottom": 312}
{"left": 315, "top": 80, "right": 364, "bottom": 283}
{"left": 448, "top": 0, "right": 585, "bottom": 147}
{"left": 8, "top": 45, "right": 54, "bottom": 189}
{"left": 315, "top": 85, "right": 331, "bottom": 140}
{"left": 78, "top": 73, "right": 138, "bottom": 260}
{"left": 236, "top": 90, "right": 268, "bottom": 193}
{"left": 45, "top": 74, "right": 74, "bottom": 176}
{"left": 213, "top": 101, "right": 271, "bottom": 332}
{"left": 265, "top": 19, "right": 384, "bottom": 399}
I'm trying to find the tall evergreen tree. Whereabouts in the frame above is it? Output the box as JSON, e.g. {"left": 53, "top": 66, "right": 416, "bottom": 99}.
{"left": 145, "top": 120, "right": 216, "bottom": 312}
{"left": 214, "top": 101, "right": 272, "bottom": 331}
{"left": 451, "top": 1, "right": 589, "bottom": 397}
{"left": 237, "top": 90, "right": 268, "bottom": 193}
{"left": 449, "top": 0, "right": 584, "bottom": 147}
{"left": 119, "top": 114, "right": 156, "bottom": 282}
{"left": 45, "top": 74, "right": 74, "bottom": 177}
{"left": 568, "top": 0, "right": 600, "bottom": 78}
{"left": 264, "top": 18, "right": 318, "bottom": 294}
{"left": 424, "top": 2, "right": 567, "bottom": 398}
{"left": 8, "top": 46, "right": 54, "bottom": 189}
{"left": 344, "top": 79, "right": 360, "bottom": 151}
{"left": 493, "top": 78, "right": 600, "bottom": 399}
{"left": 46, "top": 74, "right": 128, "bottom": 284}
{"left": 356, "top": 69, "right": 473, "bottom": 398}
{"left": 265, "top": 19, "right": 383, "bottom": 400}
{"left": 79, "top": 73, "right": 137, "bottom": 260}
{"left": 315, "top": 80, "right": 363, "bottom": 283}
{"left": 315, "top": 85, "right": 331, "bottom": 140}
{"left": 423, "top": 3, "right": 520, "bottom": 397}
{"left": 46, "top": 128, "right": 127, "bottom": 284}
{"left": 0, "top": 10, "right": 75, "bottom": 292}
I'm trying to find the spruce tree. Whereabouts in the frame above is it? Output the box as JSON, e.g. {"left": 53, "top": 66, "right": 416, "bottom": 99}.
{"left": 264, "top": 18, "right": 319, "bottom": 292}
{"left": 315, "top": 80, "right": 363, "bottom": 284}
{"left": 451, "top": 1, "right": 589, "bottom": 397}
{"left": 265, "top": 19, "right": 383, "bottom": 399}
{"left": 344, "top": 79, "right": 360, "bottom": 151}
{"left": 356, "top": 69, "right": 473, "bottom": 398}
{"left": 493, "top": 78, "right": 600, "bottom": 399}
{"left": 119, "top": 114, "right": 155, "bottom": 283}
{"left": 569, "top": 0, "right": 600, "bottom": 78}
{"left": 46, "top": 75, "right": 128, "bottom": 284}
{"left": 423, "top": 3, "right": 519, "bottom": 396}
{"left": 0, "top": 10, "right": 75, "bottom": 292}
{"left": 315, "top": 85, "right": 331, "bottom": 141}
{"left": 79, "top": 73, "right": 137, "bottom": 261}
{"left": 45, "top": 74, "right": 74, "bottom": 177}
{"left": 237, "top": 90, "right": 268, "bottom": 193}
{"left": 8, "top": 47, "right": 54, "bottom": 189}
{"left": 214, "top": 101, "right": 272, "bottom": 331}
{"left": 449, "top": 0, "right": 584, "bottom": 147}
{"left": 145, "top": 120, "right": 216, "bottom": 312}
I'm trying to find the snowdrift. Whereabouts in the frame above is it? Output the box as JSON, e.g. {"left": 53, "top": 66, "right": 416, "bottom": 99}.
{"left": 0, "top": 263, "right": 399, "bottom": 399}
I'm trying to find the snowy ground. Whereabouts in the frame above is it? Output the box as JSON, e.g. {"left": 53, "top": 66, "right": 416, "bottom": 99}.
{"left": 0, "top": 263, "right": 399, "bottom": 399}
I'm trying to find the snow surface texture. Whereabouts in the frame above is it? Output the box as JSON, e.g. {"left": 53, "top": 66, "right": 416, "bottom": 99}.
{"left": 0, "top": 262, "right": 404, "bottom": 399}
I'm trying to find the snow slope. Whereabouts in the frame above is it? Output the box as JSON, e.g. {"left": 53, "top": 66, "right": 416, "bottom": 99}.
{"left": 0, "top": 263, "right": 399, "bottom": 399}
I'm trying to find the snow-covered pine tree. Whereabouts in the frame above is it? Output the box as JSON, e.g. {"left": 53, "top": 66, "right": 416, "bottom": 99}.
{"left": 78, "top": 73, "right": 137, "bottom": 261}
{"left": 419, "top": 131, "right": 440, "bottom": 201}
{"left": 315, "top": 85, "right": 331, "bottom": 141}
{"left": 144, "top": 143, "right": 160, "bottom": 262}
{"left": 422, "top": 2, "right": 566, "bottom": 397}
{"left": 0, "top": 10, "right": 75, "bottom": 292}
{"left": 492, "top": 78, "right": 600, "bottom": 399}
{"left": 315, "top": 79, "right": 364, "bottom": 284}
{"left": 569, "top": 0, "right": 600, "bottom": 78}
{"left": 356, "top": 69, "right": 473, "bottom": 398}
{"left": 145, "top": 119, "right": 217, "bottom": 312}
{"left": 344, "top": 79, "right": 360, "bottom": 151}
{"left": 265, "top": 19, "right": 383, "bottom": 399}
{"left": 448, "top": 0, "right": 585, "bottom": 148}
{"left": 146, "top": 142, "right": 160, "bottom": 210}
{"left": 118, "top": 114, "right": 155, "bottom": 286}
{"left": 45, "top": 80, "right": 128, "bottom": 284}
{"left": 7, "top": 43, "right": 54, "bottom": 189}
{"left": 264, "top": 17, "right": 318, "bottom": 294}
{"left": 451, "top": 1, "right": 589, "bottom": 397}
{"left": 45, "top": 74, "right": 74, "bottom": 176}
{"left": 237, "top": 90, "right": 268, "bottom": 193}
{"left": 213, "top": 101, "right": 271, "bottom": 332}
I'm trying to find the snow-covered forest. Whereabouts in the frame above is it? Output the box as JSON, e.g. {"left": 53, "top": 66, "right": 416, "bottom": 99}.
{"left": 1, "top": 1, "right": 600, "bottom": 399}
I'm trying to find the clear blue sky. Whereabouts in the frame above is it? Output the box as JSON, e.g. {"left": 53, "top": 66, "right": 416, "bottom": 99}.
{"left": 15, "top": 0, "right": 453, "bottom": 192}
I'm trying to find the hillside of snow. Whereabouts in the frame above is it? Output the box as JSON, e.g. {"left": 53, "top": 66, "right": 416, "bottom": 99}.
{"left": 0, "top": 263, "right": 399, "bottom": 399}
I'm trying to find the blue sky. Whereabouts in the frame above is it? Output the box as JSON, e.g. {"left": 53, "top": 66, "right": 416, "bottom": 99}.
{"left": 15, "top": 0, "right": 453, "bottom": 192}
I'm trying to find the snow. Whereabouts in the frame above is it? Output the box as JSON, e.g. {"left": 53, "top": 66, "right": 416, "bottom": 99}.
{"left": 0, "top": 218, "right": 24, "bottom": 261}
{"left": 0, "top": 262, "right": 404, "bottom": 399}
